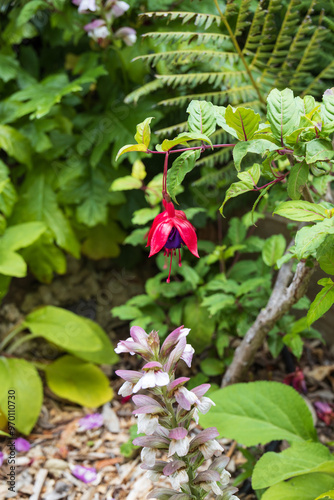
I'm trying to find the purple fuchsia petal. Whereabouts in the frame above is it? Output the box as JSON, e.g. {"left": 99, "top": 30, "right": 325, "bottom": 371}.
{"left": 71, "top": 465, "right": 97, "bottom": 483}
{"left": 78, "top": 413, "right": 104, "bottom": 431}
{"left": 164, "top": 227, "right": 183, "bottom": 249}
{"left": 14, "top": 438, "right": 30, "bottom": 452}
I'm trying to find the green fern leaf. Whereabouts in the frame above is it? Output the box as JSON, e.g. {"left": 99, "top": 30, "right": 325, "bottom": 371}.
{"left": 157, "top": 86, "right": 257, "bottom": 107}
{"left": 302, "top": 60, "right": 334, "bottom": 96}
{"left": 124, "top": 80, "right": 164, "bottom": 104}
{"left": 243, "top": 0, "right": 266, "bottom": 54}
{"left": 133, "top": 50, "right": 238, "bottom": 67}
{"left": 156, "top": 71, "right": 248, "bottom": 90}
{"left": 195, "top": 148, "right": 233, "bottom": 168}
{"left": 155, "top": 122, "right": 188, "bottom": 137}
{"left": 139, "top": 11, "right": 221, "bottom": 29}
{"left": 234, "top": 0, "right": 253, "bottom": 37}
{"left": 142, "top": 31, "right": 229, "bottom": 46}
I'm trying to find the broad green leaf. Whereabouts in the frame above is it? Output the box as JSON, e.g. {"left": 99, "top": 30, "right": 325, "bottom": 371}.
{"left": 202, "top": 293, "right": 235, "bottom": 316}
{"left": 132, "top": 160, "right": 147, "bottom": 180}
{"left": 159, "top": 132, "right": 212, "bottom": 152}
{"left": 183, "top": 297, "right": 216, "bottom": 353}
{"left": 237, "top": 277, "right": 267, "bottom": 296}
{"left": 81, "top": 221, "right": 125, "bottom": 260}
{"left": 287, "top": 162, "right": 309, "bottom": 200}
{"left": 0, "top": 357, "right": 43, "bottom": 435}
{"left": 295, "top": 219, "right": 334, "bottom": 259}
{"left": 283, "top": 332, "right": 303, "bottom": 358}
{"left": 187, "top": 100, "right": 216, "bottom": 137}
{"left": 220, "top": 165, "right": 260, "bottom": 215}
{"left": 68, "top": 318, "right": 119, "bottom": 365}
{"left": 199, "top": 381, "right": 317, "bottom": 446}
{"left": 225, "top": 106, "right": 261, "bottom": 141}
{"left": 0, "top": 54, "right": 20, "bottom": 83}
{"left": 227, "top": 217, "right": 247, "bottom": 245}
{"left": 200, "top": 358, "right": 224, "bottom": 376}
{"left": 112, "top": 304, "right": 142, "bottom": 321}
{"left": 45, "top": 355, "right": 112, "bottom": 407}
{"left": 267, "top": 89, "right": 301, "bottom": 144}
{"left": 110, "top": 175, "right": 143, "bottom": 191}
{"left": 10, "top": 172, "right": 80, "bottom": 258}
{"left": 167, "top": 150, "right": 200, "bottom": 203}
{"left": 316, "top": 490, "right": 334, "bottom": 500}
{"left": 322, "top": 91, "right": 334, "bottom": 133}
{"left": 0, "top": 160, "right": 17, "bottom": 217}
{"left": 253, "top": 442, "right": 334, "bottom": 489}
{"left": 134, "top": 117, "right": 154, "bottom": 147}
{"left": 306, "top": 139, "right": 334, "bottom": 164}
{"left": 124, "top": 227, "right": 148, "bottom": 246}
{"left": 261, "top": 473, "right": 334, "bottom": 500}
{"left": 213, "top": 105, "right": 239, "bottom": 139}
{"left": 0, "top": 124, "right": 31, "bottom": 166}
{"left": 273, "top": 201, "right": 327, "bottom": 221}
{"left": 115, "top": 143, "right": 148, "bottom": 161}
{"left": 233, "top": 139, "right": 278, "bottom": 171}
{"left": 317, "top": 235, "right": 334, "bottom": 274}
{"left": 16, "top": 0, "right": 46, "bottom": 26}
{"left": 132, "top": 207, "right": 160, "bottom": 225}
{"left": 220, "top": 180, "right": 253, "bottom": 215}
{"left": 0, "top": 249, "right": 27, "bottom": 277}
{"left": 0, "top": 222, "right": 45, "bottom": 251}
{"left": 24, "top": 305, "right": 103, "bottom": 352}
{"left": 307, "top": 279, "right": 334, "bottom": 325}
{"left": 262, "top": 234, "right": 286, "bottom": 266}
{"left": 21, "top": 237, "right": 67, "bottom": 283}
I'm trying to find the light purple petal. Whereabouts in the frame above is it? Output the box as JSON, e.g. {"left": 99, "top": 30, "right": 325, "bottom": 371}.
{"left": 130, "top": 326, "right": 149, "bottom": 344}
{"left": 15, "top": 438, "right": 30, "bottom": 452}
{"left": 115, "top": 369, "right": 143, "bottom": 383}
{"left": 180, "top": 344, "right": 195, "bottom": 368}
{"left": 84, "top": 19, "right": 105, "bottom": 32}
{"left": 0, "top": 452, "right": 4, "bottom": 466}
{"left": 160, "top": 326, "right": 189, "bottom": 356}
{"left": 154, "top": 371, "right": 170, "bottom": 387}
{"left": 132, "top": 395, "right": 158, "bottom": 407}
{"left": 78, "top": 413, "right": 103, "bottom": 431}
{"left": 191, "top": 384, "right": 211, "bottom": 397}
{"left": 168, "top": 377, "right": 190, "bottom": 392}
{"left": 168, "top": 427, "right": 187, "bottom": 440}
{"left": 71, "top": 465, "right": 97, "bottom": 483}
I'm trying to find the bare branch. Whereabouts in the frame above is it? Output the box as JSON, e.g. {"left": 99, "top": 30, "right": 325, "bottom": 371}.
{"left": 221, "top": 259, "right": 316, "bottom": 387}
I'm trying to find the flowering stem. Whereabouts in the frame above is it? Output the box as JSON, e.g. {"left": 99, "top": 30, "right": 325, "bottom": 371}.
{"left": 252, "top": 173, "right": 288, "bottom": 191}
{"left": 163, "top": 152, "right": 169, "bottom": 196}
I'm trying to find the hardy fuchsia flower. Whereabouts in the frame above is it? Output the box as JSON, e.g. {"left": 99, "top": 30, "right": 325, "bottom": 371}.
{"left": 147, "top": 199, "right": 199, "bottom": 282}
{"left": 114, "top": 325, "right": 239, "bottom": 499}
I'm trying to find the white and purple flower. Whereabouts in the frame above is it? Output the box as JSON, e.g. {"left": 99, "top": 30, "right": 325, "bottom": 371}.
{"left": 168, "top": 427, "right": 189, "bottom": 457}
{"left": 73, "top": 0, "right": 97, "bottom": 13}
{"left": 133, "top": 362, "right": 169, "bottom": 393}
{"left": 114, "top": 27, "right": 137, "bottom": 46}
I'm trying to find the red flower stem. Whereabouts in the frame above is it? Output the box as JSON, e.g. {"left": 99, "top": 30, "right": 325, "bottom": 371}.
{"left": 252, "top": 173, "right": 288, "bottom": 191}
{"left": 162, "top": 152, "right": 169, "bottom": 196}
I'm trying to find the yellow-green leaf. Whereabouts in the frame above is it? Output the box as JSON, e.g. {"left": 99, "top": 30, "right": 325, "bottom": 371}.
{"left": 115, "top": 143, "right": 148, "bottom": 161}
{"left": 134, "top": 117, "right": 154, "bottom": 147}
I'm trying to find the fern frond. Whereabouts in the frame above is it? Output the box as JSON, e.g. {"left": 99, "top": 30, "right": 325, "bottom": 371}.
{"left": 301, "top": 59, "right": 334, "bottom": 96}
{"left": 234, "top": 0, "right": 253, "bottom": 37}
{"left": 139, "top": 11, "right": 221, "bottom": 29}
{"left": 243, "top": 0, "right": 266, "bottom": 54}
{"left": 249, "top": 0, "right": 282, "bottom": 71}
{"left": 156, "top": 71, "right": 248, "bottom": 90}
{"left": 157, "top": 85, "right": 257, "bottom": 107}
{"left": 142, "top": 31, "right": 230, "bottom": 46}
{"left": 124, "top": 79, "right": 164, "bottom": 104}
{"left": 195, "top": 148, "right": 233, "bottom": 169}
{"left": 193, "top": 162, "right": 235, "bottom": 185}
{"left": 133, "top": 50, "right": 238, "bottom": 67}
{"left": 155, "top": 121, "right": 188, "bottom": 137}
{"left": 275, "top": 0, "right": 316, "bottom": 88}
{"left": 258, "top": 0, "right": 301, "bottom": 86}
{"left": 289, "top": 23, "right": 329, "bottom": 92}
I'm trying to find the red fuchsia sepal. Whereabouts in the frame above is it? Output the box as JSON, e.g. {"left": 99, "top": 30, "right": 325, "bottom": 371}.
{"left": 147, "top": 199, "right": 199, "bottom": 283}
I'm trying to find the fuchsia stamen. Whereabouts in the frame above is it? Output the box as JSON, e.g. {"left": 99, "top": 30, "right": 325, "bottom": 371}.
{"left": 167, "top": 249, "right": 173, "bottom": 283}
{"left": 178, "top": 249, "right": 182, "bottom": 267}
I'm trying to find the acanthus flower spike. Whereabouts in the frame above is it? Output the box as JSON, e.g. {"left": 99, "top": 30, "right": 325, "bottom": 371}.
{"left": 147, "top": 198, "right": 199, "bottom": 283}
